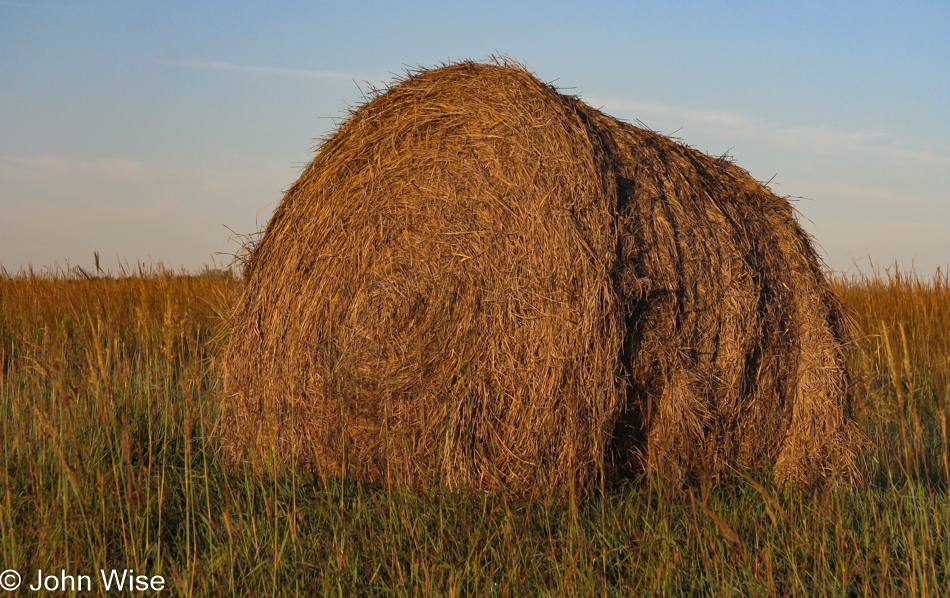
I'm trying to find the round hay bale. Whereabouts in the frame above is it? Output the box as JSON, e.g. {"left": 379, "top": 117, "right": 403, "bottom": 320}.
{"left": 221, "top": 58, "right": 861, "bottom": 495}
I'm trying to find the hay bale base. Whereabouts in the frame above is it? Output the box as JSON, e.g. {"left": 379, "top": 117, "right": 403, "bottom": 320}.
{"left": 221, "top": 58, "right": 861, "bottom": 496}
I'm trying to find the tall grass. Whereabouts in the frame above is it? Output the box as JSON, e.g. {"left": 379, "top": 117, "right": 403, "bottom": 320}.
{"left": 832, "top": 268, "right": 950, "bottom": 488}
{"left": 1, "top": 266, "right": 948, "bottom": 596}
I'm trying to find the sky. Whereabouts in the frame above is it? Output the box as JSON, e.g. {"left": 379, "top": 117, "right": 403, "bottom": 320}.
{"left": 2, "top": 1, "right": 948, "bottom": 276}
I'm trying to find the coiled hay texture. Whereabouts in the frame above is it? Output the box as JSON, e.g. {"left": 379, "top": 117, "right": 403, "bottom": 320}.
{"left": 221, "top": 59, "right": 861, "bottom": 495}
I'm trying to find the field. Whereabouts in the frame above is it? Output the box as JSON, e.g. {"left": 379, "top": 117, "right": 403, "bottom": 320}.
{"left": 1, "top": 266, "right": 948, "bottom": 596}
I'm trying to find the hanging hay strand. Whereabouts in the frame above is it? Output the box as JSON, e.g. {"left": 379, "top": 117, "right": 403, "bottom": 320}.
{"left": 220, "top": 58, "right": 861, "bottom": 495}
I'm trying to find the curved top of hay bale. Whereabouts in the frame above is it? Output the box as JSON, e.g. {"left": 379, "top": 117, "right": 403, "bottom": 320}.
{"left": 222, "top": 58, "right": 860, "bottom": 496}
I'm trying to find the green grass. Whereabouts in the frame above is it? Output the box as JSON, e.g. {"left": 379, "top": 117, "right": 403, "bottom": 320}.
{"left": 1, "top": 267, "right": 948, "bottom": 596}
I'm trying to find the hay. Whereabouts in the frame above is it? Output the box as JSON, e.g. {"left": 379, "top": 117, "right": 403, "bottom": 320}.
{"left": 221, "top": 58, "right": 861, "bottom": 495}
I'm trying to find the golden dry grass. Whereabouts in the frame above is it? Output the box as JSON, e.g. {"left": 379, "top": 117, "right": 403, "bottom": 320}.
{"left": 832, "top": 267, "right": 950, "bottom": 485}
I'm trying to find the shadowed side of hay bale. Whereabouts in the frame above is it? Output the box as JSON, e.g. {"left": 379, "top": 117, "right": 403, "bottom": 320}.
{"left": 221, "top": 62, "right": 626, "bottom": 495}
{"left": 583, "top": 108, "right": 862, "bottom": 485}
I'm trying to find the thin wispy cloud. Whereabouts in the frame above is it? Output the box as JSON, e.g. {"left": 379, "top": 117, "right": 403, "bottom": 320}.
{"left": 0, "top": 1, "right": 55, "bottom": 7}
{"left": 156, "top": 59, "right": 382, "bottom": 83}
{"left": 1, "top": 154, "right": 287, "bottom": 201}
{"left": 590, "top": 98, "right": 751, "bottom": 129}
{"left": 590, "top": 97, "right": 950, "bottom": 167}
{"left": 2, "top": 155, "right": 171, "bottom": 182}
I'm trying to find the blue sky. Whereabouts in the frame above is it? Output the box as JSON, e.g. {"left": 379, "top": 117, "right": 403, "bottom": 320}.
{"left": 2, "top": 1, "right": 948, "bottom": 274}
